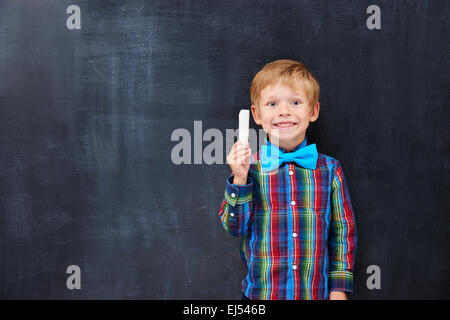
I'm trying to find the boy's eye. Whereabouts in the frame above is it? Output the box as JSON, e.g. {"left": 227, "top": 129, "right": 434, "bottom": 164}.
{"left": 266, "top": 100, "right": 303, "bottom": 107}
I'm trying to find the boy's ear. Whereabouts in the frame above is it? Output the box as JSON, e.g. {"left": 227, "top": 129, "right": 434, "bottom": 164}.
{"left": 309, "top": 101, "right": 320, "bottom": 122}
{"left": 251, "top": 104, "right": 262, "bottom": 125}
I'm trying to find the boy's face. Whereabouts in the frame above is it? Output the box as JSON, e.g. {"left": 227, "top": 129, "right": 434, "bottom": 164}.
{"left": 251, "top": 81, "right": 319, "bottom": 152}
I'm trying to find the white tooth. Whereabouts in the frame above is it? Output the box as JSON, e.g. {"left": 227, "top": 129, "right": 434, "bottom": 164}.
{"left": 276, "top": 122, "right": 293, "bottom": 127}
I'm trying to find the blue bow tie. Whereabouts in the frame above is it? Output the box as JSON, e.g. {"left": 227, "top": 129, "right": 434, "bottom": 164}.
{"left": 260, "top": 139, "right": 318, "bottom": 172}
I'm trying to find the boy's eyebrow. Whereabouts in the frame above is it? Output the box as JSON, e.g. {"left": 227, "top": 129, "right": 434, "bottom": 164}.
{"left": 264, "top": 95, "right": 305, "bottom": 101}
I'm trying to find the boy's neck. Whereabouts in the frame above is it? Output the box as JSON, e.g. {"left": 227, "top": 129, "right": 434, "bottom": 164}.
{"left": 267, "top": 134, "right": 307, "bottom": 153}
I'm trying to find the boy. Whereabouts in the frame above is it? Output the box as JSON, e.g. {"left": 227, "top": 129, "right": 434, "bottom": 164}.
{"left": 218, "top": 59, "right": 357, "bottom": 300}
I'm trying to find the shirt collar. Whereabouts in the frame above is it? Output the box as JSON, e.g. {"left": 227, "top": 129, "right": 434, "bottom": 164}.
{"left": 264, "top": 135, "right": 308, "bottom": 154}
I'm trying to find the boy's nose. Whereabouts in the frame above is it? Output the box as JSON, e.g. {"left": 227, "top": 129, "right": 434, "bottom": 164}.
{"left": 278, "top": 102, "right": 291, "bottom": 115}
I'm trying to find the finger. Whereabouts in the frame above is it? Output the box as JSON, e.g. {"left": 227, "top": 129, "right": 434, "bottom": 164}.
{"left": 235, "top": 149, "right": 250, "bottom": 158}
{"left": 236, "top": 140, "right": 250, "bottom": 149}
{"left": 230, "top": 151, "right": 245, "bottom": 163}
{"left": 235, "top": 144, "right": 245, "bottom": 153}
{"left": 236, "top": 152, "right": 250, "bottom": 164}
{"left": 234, "top": 153, "right": 250, "bottom": 164}
{"left": 235, "top": 153, "right": 246, "bottom": 164}
{"left": 236, "top": 145, "right": 251, "bottom": 154}
{"left": 228, "top": 145, "right": 237, "bottom": 159}
{"left": 233, "top": 143, "right": 249, "bottom": 156}
{"left": 235, "top": 140, "right": 243, "bottom": 151}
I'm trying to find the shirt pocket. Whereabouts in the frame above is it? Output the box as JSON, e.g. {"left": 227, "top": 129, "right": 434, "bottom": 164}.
{"left": 291, "top": 166, "right": 331, "bottom": 213}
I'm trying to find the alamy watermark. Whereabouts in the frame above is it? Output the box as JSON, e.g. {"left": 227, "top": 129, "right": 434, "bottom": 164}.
{"left": 65, "top": 5, "right": 380, "bottom": 31}
{"left": 170, "top": 120, "right": 275, "bottom": 165}
{"left": 366, "top": 264, "right": 381, "bottom": 290}
{"left": 66, "top": 265, "right": 81, "bottom": 290}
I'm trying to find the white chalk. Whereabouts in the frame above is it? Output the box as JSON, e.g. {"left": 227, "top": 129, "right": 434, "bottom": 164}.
{"left": 239, "top": 109, "right": 249, "bottom": 145}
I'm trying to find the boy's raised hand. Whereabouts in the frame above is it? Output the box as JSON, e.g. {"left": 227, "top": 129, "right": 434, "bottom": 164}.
{"left": 227, "top": 140, "right": 251, "bottom": 185}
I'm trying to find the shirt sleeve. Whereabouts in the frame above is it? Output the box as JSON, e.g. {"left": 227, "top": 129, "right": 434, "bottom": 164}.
{"left": 328, "top": 162, "right": 358, "bottom": 293}
{"left": 218, "top": 172, "right": 254, "bottom": 237}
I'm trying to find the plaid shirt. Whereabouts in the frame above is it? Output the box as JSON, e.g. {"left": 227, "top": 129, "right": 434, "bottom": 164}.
{"left": 218, "top": 137, "right": 357, "bottom": 300}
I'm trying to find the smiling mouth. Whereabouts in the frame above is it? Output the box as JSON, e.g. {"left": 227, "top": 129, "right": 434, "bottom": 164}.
{"left": 273, "top": 122, "right": 297, "bottom": 128}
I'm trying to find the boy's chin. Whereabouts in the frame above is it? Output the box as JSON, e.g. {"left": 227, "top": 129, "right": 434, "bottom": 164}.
{"left": 268, "top": 132, "right": 294, "bottom": 143}
{"left": 268, "top": 132, "right": 307, "bottom": 149}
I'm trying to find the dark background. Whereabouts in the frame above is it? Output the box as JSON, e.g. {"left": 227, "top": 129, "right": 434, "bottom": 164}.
{"left": 0, "top": 0, "right": 448, "bottom": 299}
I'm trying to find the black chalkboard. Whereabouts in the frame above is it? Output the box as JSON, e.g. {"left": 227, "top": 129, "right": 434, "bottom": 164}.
{"left": 0, "top": 0, "right": 448, "bottom": 299}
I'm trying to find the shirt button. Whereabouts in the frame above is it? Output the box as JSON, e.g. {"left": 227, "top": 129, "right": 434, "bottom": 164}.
{"left": 291, "top": 200, "right": 296, "bottom": 206}
{"left": 293, "top": 232, "right": 297, "bottom": 238}
{"left": 231, "top": 193, "right": 236, "bottom": 198}
{"left": 289, "top": 170, "right": 294, "bottom": 175}
{"left": 230, "top": 213, "right": 235, "bottom": 217}
{"left": 292, "top": 265, "right": 297, "bottom": 270}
